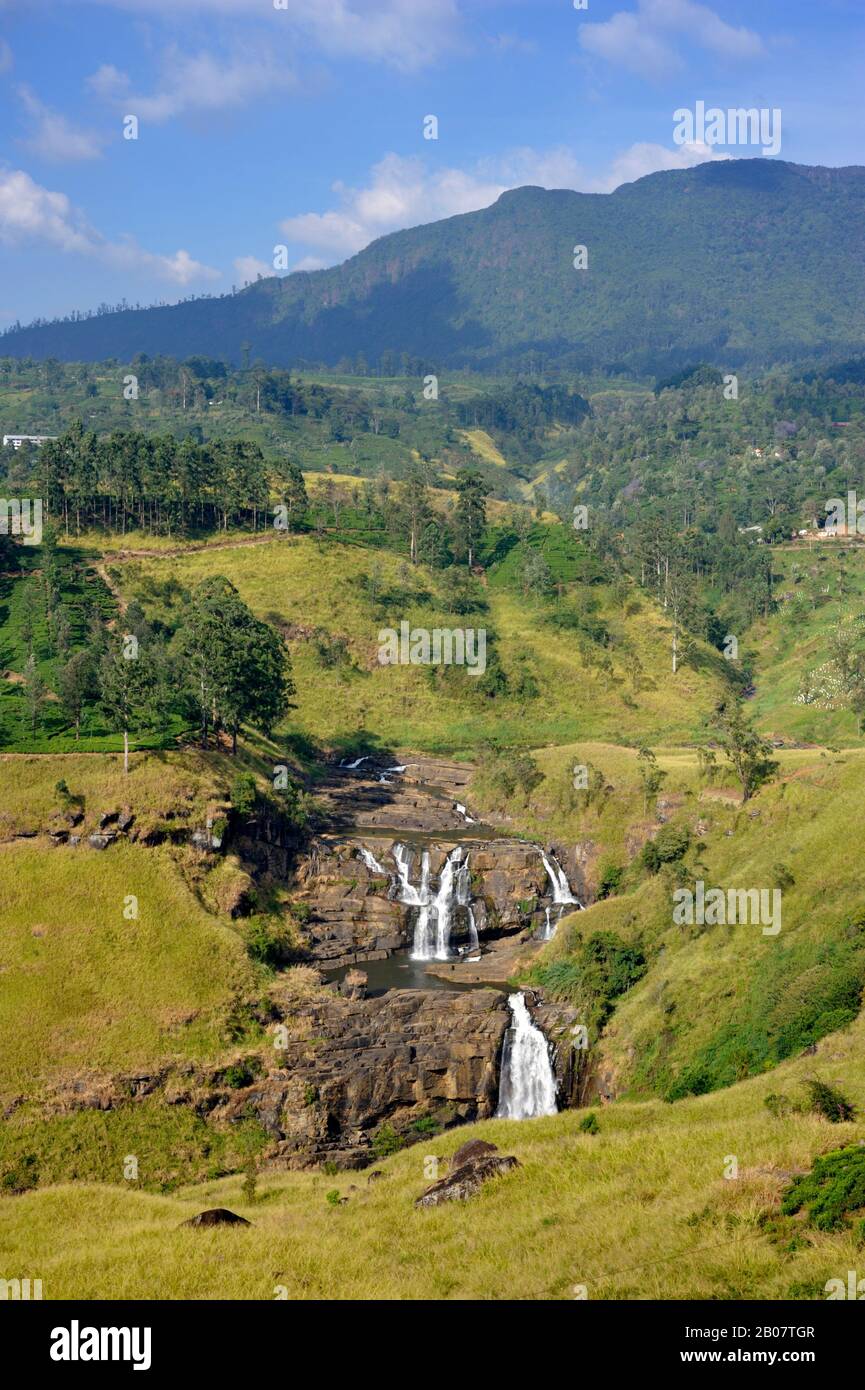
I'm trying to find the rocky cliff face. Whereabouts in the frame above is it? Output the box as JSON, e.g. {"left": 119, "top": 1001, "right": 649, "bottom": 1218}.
{"left": 220, "top": 987, "right": 509, "bottom": 1169}
{"left": 291, "top": 835, "right": 557, "bottom": 967}
{"left": 36, "top": 984, "right": 584, "bottom": 1170}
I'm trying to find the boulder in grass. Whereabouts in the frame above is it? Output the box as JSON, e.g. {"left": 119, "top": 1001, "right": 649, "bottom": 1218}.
{"left": 181, "top": 1208, "right": 251, "bottom": 1228}
{"left": 415, "top": 1146, "right": 520, "bottom": 1208}
{"left": 449, "top": 1138, "right": 499, "bottom": 1171}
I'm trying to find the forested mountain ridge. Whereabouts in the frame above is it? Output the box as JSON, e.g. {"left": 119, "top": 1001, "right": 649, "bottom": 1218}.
{"left": 5, "top": 160, "right": 865, "bottom": 374}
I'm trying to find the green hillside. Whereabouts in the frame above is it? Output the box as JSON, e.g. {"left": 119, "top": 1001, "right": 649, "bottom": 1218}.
{"left": 4, "top": 162, "right": 865, "bottom": 375}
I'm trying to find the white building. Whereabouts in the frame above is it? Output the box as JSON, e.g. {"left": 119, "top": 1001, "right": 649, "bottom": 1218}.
{"left": 2, "top": 434, "right": 57, "bottom": 450}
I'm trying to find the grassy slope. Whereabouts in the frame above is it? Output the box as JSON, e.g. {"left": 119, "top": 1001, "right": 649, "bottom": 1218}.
{"left": 0, "top": 748, "right": 228, "bottom": 840}
{"left": 747, "top": 544, "right": 865, "bottom": 744}
{"left": 0, "top": 838, "right": 258, "bottom": 1096}
{"left": 2, "top": 1012, "right": 863, "bottom": 1300}
{"left": 481, "top": 743, "right": 865, "bottom": 1099}
{"left": 108, "top": 534, "right": 721, "bottom": 751}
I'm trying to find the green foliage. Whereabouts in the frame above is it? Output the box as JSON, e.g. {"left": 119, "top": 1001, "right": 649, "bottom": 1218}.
{"left": 530, "top": 931, "right": 647, "bottom": 1032}
{"left": 781, "top": 1146, "right": 865, "bottom": 1230}
{"left": 241, "top": 1161, "right": 258, "bottom": 1205}
{"left": 371, "top": 1123, "right": 404, "bottom": 1158}
{"left": 664, "top": 915, "right": 865, "bottom": 1101}
{"left": 802, "top": 1078, "right": 856, "bottom": 1124}
{"left": 578, "top": 1112, "right": 600, "bottom": 1134}
{"left": 230, "top": 772, "right": 258, "bottom": 817}
{"left": 713, "top": 698, "right": 778, "bottom": 802}
{"left": 218, "top": 1058, "right": 262, "bottom": 1090}
{"left": 597, "top": 861, "right": 624, "bottom": 899}
{"left": 641, "top": 824, "right": 691, "bottom": 875}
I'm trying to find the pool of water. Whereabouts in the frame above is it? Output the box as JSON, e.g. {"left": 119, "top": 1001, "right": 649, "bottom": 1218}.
{"left": 326, "top": 949, "right": 496, "bottom": 996}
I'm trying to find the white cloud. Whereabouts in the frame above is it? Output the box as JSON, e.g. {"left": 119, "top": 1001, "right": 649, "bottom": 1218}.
{"left": 588, "top": 138, "right": 729, "bottom": 191}
{"left": 280, "top": 154, "right": 508, "bottom": 259}
{"left": 0, "top": 167, "right": 220, "bottom": 285}
{"left": 16, "top": 85, "right": 105, "bottom": 162}
{"left": 88, "top": 45, "right": 297, "bottom": 123}
{"left": 74, "top": 0, "right": 462, "bottom": 72}
{"left": 277, "top": 141, "right": 725, "bottom": 264}
{"left": 234, "top": 255, "right": 271, "bottom": 282}
{"left": 581, "top": 0, "right": 763, "bottom": 79}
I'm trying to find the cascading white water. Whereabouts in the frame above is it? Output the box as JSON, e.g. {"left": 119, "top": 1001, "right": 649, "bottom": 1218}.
{"left": 496, "top": 992, "right": 558, "bottom": 1119}
{"left": 540, "top": 851, "right": 579, "bottom": 905}
{"left": 538, "top": 850, "right": 582, "bottom": 941}
{"left": 341, "top": 755, "right": 370, "bottom": 769}
{"left": 392, "top": 843, "right": 470, "bottom": 961}
{"left": 454, "top": 802, "right": 476, "bottom": 824}
{"left": 357, "top": 845, "right": 387, "bottom": 875}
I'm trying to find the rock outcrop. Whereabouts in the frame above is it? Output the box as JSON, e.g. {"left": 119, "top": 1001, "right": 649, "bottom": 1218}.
{"left": 415, "top": 1142, "right": 520, "bottom": 1207}
{"left": 181, "top": 1208, "right": 251, "bottom": 1228}
{"left": 292, "top": 834, "right": 558, "bottom": 968}
{"left": 213, "top": 986, "right": 510, "bottom": 1170}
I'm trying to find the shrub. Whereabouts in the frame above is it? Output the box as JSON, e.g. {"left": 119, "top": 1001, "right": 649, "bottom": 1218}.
{"left": 781, "top": 1145, "right": 865, "bottom": 1230}
{"left": 597, "top": 861, "right": 624, "bottom": 899}
{"left": 579, "top": 1112, "right": 600, "bottom": 1134}
{"left": 326, "top": 1188, "right": 342, "bottom": 1207}
{"left": 371, "top": 1122, "right": 404, "bottom": 1158}
{"left": 410, "top": 1115, "right": 441, "bottom": 1136}
{"left": 241, "top": 1161, "right": 258, "bottom": 1205}
{"left": 230, "top": 772, "right": 258, "bottom": 818}
{"left": 530, "top": 931, "right": 647, "bottom": 1032}
{"left": 0, "top": 1151, "right": 40, "bottom": 1194}
{"left": 245, "top": 914, "right": 293, "bottom": 968}
{"left": 219, "top": 1058, "right": 261, "bottom": 1090}
{"left": 802, "top": 1078, "right": 856, "bottom": 1124}
{"left": 641, "top": 824, "right": 690, "bottom": 875}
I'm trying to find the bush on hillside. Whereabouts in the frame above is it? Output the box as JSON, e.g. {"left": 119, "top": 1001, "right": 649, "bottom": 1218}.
{"left": 781, "top": 1145, "right": 865, "bottom": 1230}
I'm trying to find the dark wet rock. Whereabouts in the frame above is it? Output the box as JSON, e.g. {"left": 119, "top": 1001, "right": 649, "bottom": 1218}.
{"left": 87, "top": 833, "right": 114, "bottom": 850}
{"left": 181, "top": 1208, "right": 251, "bottom": 1228}
{"left": 99, "top": 811, "right": 119, "bottom": 830}
{"left": 117, "top": 809, "right": 135, "bottom": 832}
{"left": 415, "top": 1149, "right": 520, "bottom": 1207}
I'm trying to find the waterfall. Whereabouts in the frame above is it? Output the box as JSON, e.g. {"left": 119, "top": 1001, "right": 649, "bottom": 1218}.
{"left": 392, "top": 843, "right": 469, "bottom": 961}
{"left": 538, "top": 850, "right": 582, "bottom": 941}
{"left": 357, "top": 845, "right": 387, "bottom": 876}
{"left": 341, "top": 755, "right": 370, "bottom": 770}
{"left": 538, "top": 906, "right": 555, "bottom": 942}
{"left": 454, "top": 802, "right": 476, "bottom": 824}
{"left": 455, "top": 851, "right": 479, "bottom": 952}
{"left": 496, "top": 992, "right": 558, "bottom": 1119}
{"left": 540, "top": 850, "right": 579, "bottom": 905}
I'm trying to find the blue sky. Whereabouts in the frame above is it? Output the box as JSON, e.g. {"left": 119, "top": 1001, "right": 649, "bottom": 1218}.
{"left": 0, "top": 0, "right": 863, "bottom": 326}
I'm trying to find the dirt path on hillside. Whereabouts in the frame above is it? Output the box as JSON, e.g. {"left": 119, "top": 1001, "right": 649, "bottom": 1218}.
{"left": 101, "top": 532, "right": 296, "bottom": 563}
